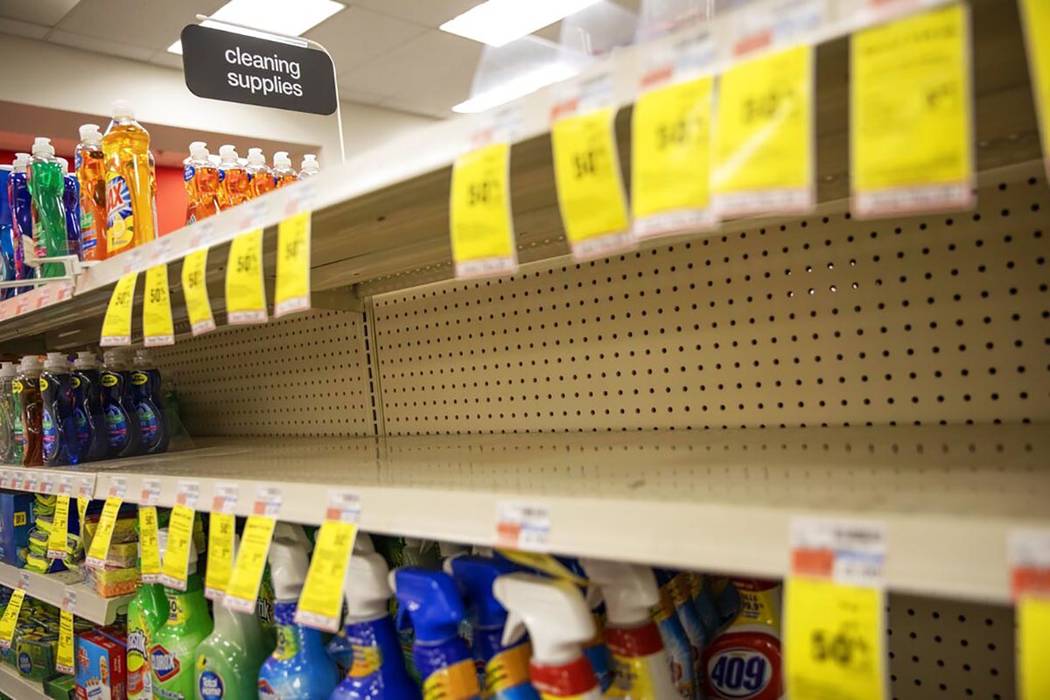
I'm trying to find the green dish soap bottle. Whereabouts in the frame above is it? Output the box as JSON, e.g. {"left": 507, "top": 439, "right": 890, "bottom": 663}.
{"left": 195, "top": 534, "right": 272, "bottom": 699}
{"left": 150, "top": 529, "right": 214, "bottom": 700}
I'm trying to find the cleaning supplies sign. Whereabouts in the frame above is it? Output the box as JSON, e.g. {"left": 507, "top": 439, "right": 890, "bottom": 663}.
{"left": 785, "top": 518, "right": 887, "bottom": 700}
{"left": 180, "top": 25, "right": 337, "bottom": 115}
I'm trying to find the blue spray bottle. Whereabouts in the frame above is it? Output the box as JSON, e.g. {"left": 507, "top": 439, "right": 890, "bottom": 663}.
{"left": 130, "top": 350, "right": 168, "bottom": 455}
{"left": 40, "top": 353, "right": 79, "bottom": 466}
{"left": 0, "top": 166, "right": 15, "bottom": 299}
{"left": 8, "top": 154, "right": 34, "bottom": 295}
{"left": 100, "top": 349, "right": 142, "bottom": 459}
{"left": 72, "top": 352, "right": 108, "bottom": 462}
{"left": 57, "top": 158, "right": 81, "bottom": 260}
{"left": 258, "top": 523, "right": 340, "bottom": 700}
{"left": 448, "top": 556, "right": 538, "bottom": 700}
{"left": 390, "top": 568, "right": 481, "bottom": 700}
{"left": 329, "top": 534, "right": 420, "bottom": 700}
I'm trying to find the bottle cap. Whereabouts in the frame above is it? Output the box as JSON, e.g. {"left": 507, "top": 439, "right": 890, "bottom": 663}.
{"left": 355, "top": 532, "right": 375, "bottom": 554}
{"left": 111, "top": 100, "right": 134, "bottom": 120}
{"left": 300, "top": 154, "right": 319, "bottom": 173}
{"left": 0, "top": 362, "right": 16, "bottom": 379}
{"left": 44, "top": 352, "right": 70, "bottom": 372}
{"left": 493, "top": 573, "right": 596, "bottom": 666}
{"left": 12, "top": 153, "right": 29, "bottom": 170}
{"left": 345, "top": 552, "right": 393, "bottom": 623}
{"left": 57, "top": 157, "right": 69, "bottom": 174}
{"left": 102, "top": 348, "right": 130, "bottom": 370}
{"left": 267, "top": 529, "right": 310, "bottom": 601}
{"left": 218, "top": 144, "right": 238, "bottom": 163}
{"left": 448, "top": 555, "right": 518, "bottom": 629}
{"left": 208, "top": 154, "right": 221, "bottom": 166}
{"left": 19, "top": 355, "right": 43, "bottom": 373}
{"left": 133, "top": 349, "right": 153, "bottom": 369}
{"left": 247, "top": 147, "right": 266, "bottom": 166}
{"left": 31, "top": 137, "right": 54, "bottom": 158}
{"left": 273, "top": 151, "right": 292, "bottom": 169}
{"left": 79, "top": 124, "right": 102, "bottom": 144}
{"left": 580, "top": 558, "right": 659, "bottom": 627}
{"left": 74, "top": 351, "right": 98, "bottom": 370}
{"left": 390, "top": 567, "right": 467, "bottom": 644}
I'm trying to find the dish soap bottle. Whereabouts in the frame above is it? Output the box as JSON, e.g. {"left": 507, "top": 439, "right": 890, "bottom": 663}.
{"left": 72, "top": 351, "right": 108, "bottom": 463}
{"left": 28, "top": 137, "right": 68, "bottom": 277}
{"left": 100, "top": 349, "right": 141, "bottom": 458}
{"left": 102, "top": 100, "right": 157, "bottom": 253}
{"left": 0, "top": 362, "right": 17, "bottom": 463}
{"left": 246, "top": 148, "right": 275, "bottom": 199}
{"left": 18, "top": 354, "right": 43, "bottom": 466}
{"left": 131, "top": 350, "right": 168, "bottom": 455}
{"left": 41, "top": 352, "right": 78, "bottom": 466}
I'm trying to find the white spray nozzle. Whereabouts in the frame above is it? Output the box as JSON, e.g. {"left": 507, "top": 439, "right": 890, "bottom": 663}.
{"left": 345, "top": 552, "right": 392, "bottom": 623}
{"left": 31, "top": 138, "right": 54, "bottom": 158}
{"left": 74, "top": 351, "right": 98, "bottom": 369}
{"left": 268, "top": 529, "right": 310, "bottom": 601}
{"left": 300, "top": 154, "right": 319, "bottom": 173}
{"left": 580, "top": 558, "right": 659, "bottom": 627}
{"left": 354, "top": 532, "right": 375, "bottom": 555}
{"left": 273, "top": 151, "right": 291, "bottom": 169}
{"left": 111, "top": 100, "right": 134, "bottom": 119}
{"left": 218, "top": 144, "right": 239, "bottom": 163}
{"left": 247, "top": 147, "right": 266, "bottom": 166}
{"left": 493, "top": 573, "right": 595, "bottom": 666}
{"left": 79, "top": 124, "right": 102, "bottom": 144}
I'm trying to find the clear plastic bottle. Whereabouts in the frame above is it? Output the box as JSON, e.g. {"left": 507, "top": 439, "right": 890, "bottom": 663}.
{"left": 272, "top": 152, "right": 298, "bottom": 189}
{"left": 247, "top": 147, "right": 276, "bottom": 199}
{"left": 9, "top": 153, "right": 36, "bottom": 292}
{"left": 182, "top": 141, "right": 206, "bottom": 225}
{"left": 76, "top": 124, "right": 108, "bottom": 261}
{"left": 18, "top": 355, "right": 44, "bottom": 466}
{"left": 57, "top": 158, "right": 82, "bottom": 261}
{"left": 28, "top": 137, "right": 69, "bottom": 277}
{"left": 298, "top": 154, "right": 320, "bottom": 180}
{"left": 217, "top": 145, "right": 251, "bottom": 210}
{"left": 72, "top": 351, "right": 108, "bottom": 463}
{"left": 103, "top": 100, "right": 157, "bottom": 254}
{"left": 41, "top": 352, "right": 79, "bottom": 466}
{"left": 100, "top": 349, "right": 142, "bottom": 459}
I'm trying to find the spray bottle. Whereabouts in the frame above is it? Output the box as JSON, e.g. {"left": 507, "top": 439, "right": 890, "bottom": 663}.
{"left": 72, "top": 351, "right": 108, "bottom": 463}
{"left": 330, "top": 535, "right": 420, "bottom": 700}
{"left": 40, "top": 352, "right": 78, "bottom": 466}
{"left": 150, "top": 530, "right": 214, "bottom": 700}
{"left": 390, "top": 567, "right": 481, "bottom": 700}
{"left": 493, "top": 573, "right": 602, "bottom": 699}
{"left": 130, "top": 350, "right": 168, "bottom": 455}
{"left": 298, "top": 155, "right": 320, "bottom": 180}
{"left": 127, "top": 527, "right": 168, "bottom": 700}
{"left": 57, "top": 157, "right": 81, "bottom": 260}
{"left": 0, "top": 362, "right": 16, "bottom": 463}
{"left": 76, "top": 124, "right": 107, "bottom": 260}
{"left": 448, "top": 555, "right": 538, "bottom": 699}
{"left": 258, "top": 523, "right": 340, "bottom": 699}
{"left": 195, "top": 534, "right": 271, "bottom": 700}
{"left": 701, "top": 579, "right": 782, "bottom": 700}
{"left": 246, "top": 148, "right": 275, "bottom": 199}
{"left": 272, "top": 152, "right": 298, "bottom": 188}
{"left": 18, "top": 355, "right": 43, "bottom": 466}
{"left": 29, "top": 137, "right": 68, "bottom": 276}
{"left": 217, "top": 145, "right": 251, "bottom": 210}
{"left": 9, "top": 153, "right": 34, "bottom": 292}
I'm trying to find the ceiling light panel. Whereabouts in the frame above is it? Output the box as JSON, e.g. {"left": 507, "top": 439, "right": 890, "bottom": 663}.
{"left": 440, "top": 0, "right": 602, "bottom": 47}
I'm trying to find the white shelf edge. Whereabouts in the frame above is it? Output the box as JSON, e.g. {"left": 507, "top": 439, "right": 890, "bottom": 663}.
{"left": 0, "top": 663, "right": 51, "bottom": 700}
{"left": 0, "top": 562, "right": 131, "bottom": 626}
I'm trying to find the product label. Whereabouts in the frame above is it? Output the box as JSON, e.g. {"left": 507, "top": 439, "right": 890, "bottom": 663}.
{"left": 296, "top": 493, "right": 359, "bottom": 631}
{"left": 136, "top": 401, "right": 160, "bottom": 447}
{"left": 184, "top": 164, "right": 195, "bottom": 182}
{"left": 1009, "top": 529, "right": 1050, "bottom": 700}
{"left": 225, "top": 228, "right": 267, "bottom": 324}
{"left": 46, "top": 494, "right": 70, "bottom": 560}
{"left": 73, "top": 406, "right": 90, "bottom": 446}
{"left": 0, "top": 588, "right": 24, "bottom": 649}
{"left": 708, "top": 648, "right": 774, "bottom": 699}
{"left": 41, "top": 407, "right": 57, "bottom": 460}
{"left": 106, "top": 174, "right": 134, "bottom": 251}
{"left": 450, "top": 141, "right": 518, "bottom": 278}
{"left": 349, "top": 644, "right": 382, "bottom": 677}
{"left": 273, "top": 624, "right": 299, "bottom": 661}
{"left": 198, "top": 669, "right": 224, "bottom": 698}
{"left": 143, "top": 264, "right": 176, "bottom": 346}
{"left": 160, "top": 504, "right": 195, "bottom": 590}
{"left": 86, "top": 495, "right": 123, "bottom": 569}
{"left": 223, "top": 514, "right": 276, "bottom": 613}
{"left": 100, "top": 272, "right": 138, "bottom": 346}
{"left": 149, "top": 642, "right": 181, "bottom": 682}
{"left": 139, "top": 505, "right": 162, "bottom": 582}
{"left": 182, "top": 248, "right": 216, "bottom": 335}
{"left": 104, "top": 403, "right": 129, "bottom": 448}
{"left": 422, "top": 658, "right": 480, "bottom": 699}
{"left": 485, "top": 643, "right": 533, "bottom": 695}
{"left": 653, "top": 593, "right": 696, "bottom": 699}
{"left": 205, "top": 512, "right": 236, "bottom": 599}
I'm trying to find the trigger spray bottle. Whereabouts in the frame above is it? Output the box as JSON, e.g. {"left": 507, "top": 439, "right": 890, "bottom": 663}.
{"left": 702, "top": 579, "right": 782, "bottom": 700}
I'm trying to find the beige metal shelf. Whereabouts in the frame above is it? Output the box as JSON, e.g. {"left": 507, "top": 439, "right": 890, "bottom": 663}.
{"left": 0, "top": 563, "right": 131, "bottom": 626}
{"left": 80, "top": 422, "right": 1049, "bottom": 605}
{"left": 0, "top": 664, "right": 49, "bottom": 700}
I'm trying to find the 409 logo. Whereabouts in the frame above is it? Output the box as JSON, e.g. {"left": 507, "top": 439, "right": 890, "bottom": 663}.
{"left": 149, "top": 643, "right": 180, "bottom": 682}
{"left": 703, "top": 633, "right": 782, "bottom": 700}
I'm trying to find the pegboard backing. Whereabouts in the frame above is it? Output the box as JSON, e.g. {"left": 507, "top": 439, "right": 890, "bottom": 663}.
{"left": 372, "top": 162, "right": 1050, "bottom": 435}
{"left": 149, "top": 309, "right": 374, "bottom": 437}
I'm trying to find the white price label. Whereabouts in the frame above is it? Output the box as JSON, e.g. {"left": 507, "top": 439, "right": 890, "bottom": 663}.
{"left": 58, "top": 475, "right": 74, "bottom": 496}
{"left": 790, "top": 517, "right": 887, "bottom": 587}
{"left": 211, "top": 483, "right": 240, "bottom": 514}
{"left": 252, "top": 486, "right": 282, "bottom": 517}
{"left": 496, "top": 502, "right": 551, "bottom": 551}
{"left": 176, "top": 480, "right": 200, "bottom": 509}
{"left": 77, "top": 476, "right": 94, "bottom": 500}
{"left": 325, "top": 491, "right": 362, "bottom": 523}
{"left": 25, "top": 472, "right": 39, "bottom": 493}
{"left": 108, "top": 477, "right": 127, "bottom": 499}
{"left": 61, "top": 589, "right": 77, "bottom": 614}
{"left": 141, "top": 479, "right": 162, "bottom": 506}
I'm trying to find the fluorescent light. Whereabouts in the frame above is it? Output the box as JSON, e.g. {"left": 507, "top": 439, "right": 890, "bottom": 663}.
{"left": 453, "top": 62, "right": 579, "bottom": 113}
{"left": 441, "top": 0, "right": 602, "bottom": 47}
{"left": 168, "top": 0, "right": 344, "bottom": 54}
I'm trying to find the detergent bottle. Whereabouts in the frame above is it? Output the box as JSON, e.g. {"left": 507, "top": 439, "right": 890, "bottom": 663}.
{"left": 298, "top": 155, "right": 320, "bottom": 180}
{"left": 493, "top": 573, "right": 602, "bottom": 700}
{"left": 327, "top": 533, "right": 372, "bottom": 673}
{"left": 448, "top": 555, "right": 538, "bottom": 700}
{"left": 258, "top": 523, "right": 341, "bottom": 699}
{"left": 0, "top": 362, "right": 16, "bottom": 462}
{"left": 151, "top": 530, "right": 214, "bottom": 700}
{"left": 0, "top": 166, "right": 15, "bottom": 298}
{"left": 40, "top": 352, "right": 78, "bottom": 466}
{"left": 651, "top": 574, "right": 696, "bottom": 699}
{"left": 195, "top": 534, "right": 271, "bottom": 700}
{"left": 128, "top": 533, "right": 168, "bottom": 700}
{"left": 246, "top": 148, "right": 276, "bottom": 199}
{"left": 272, "top": 152, "right": 298, "bottom": 188}
{"left": 76, "top": 124, "right": 107, "bottom": 261}
{"left": 701, "top": 579, "right": 782, "bottom": 700}
{"left": 72, "top": 351, "right": 108, "bottom": 463}
{"left": 582, "top": 559, "right": 675, "bottom": 699}
{"left": 100, "top": 349, "right": 142, "bottom": 458}
{"left": 655, "top": 570, "right": 706, "bottom": 694}
{"left": 217, "top": 145, "right": 251, "bottom": 209}
{"left": 9, "top": 153, "right": 35, "bottom": 291}
{"left": 390, "top": 567, "right": 480, "bottom": 700}
{"left": 18, "top": 355, "right": 43, "bottom": 466}
{"left": 29, "top": 137, "right": 69, "bottom": 277}
{"left": 103, "top": 99, "right": 157, "bottom": 254}
{"left": 57, "top": 158, "right": 82, "bottom": 259}
{"left": 330, "top": 535, "right": 420, "bottom": 700}
{"left": 130, "top": 350, "right": 168, "bottom": 455}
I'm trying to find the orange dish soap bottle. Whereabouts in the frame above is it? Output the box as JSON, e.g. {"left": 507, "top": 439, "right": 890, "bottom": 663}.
{"left": 217, "top": 145, "right": 251, "bottom": 210}
{"left": 247, "top": 147, "right": 275, "bottom": 199}
{"left": 102, "top": 100, "right": 157, "bottom": 255}
{"left": 272, "top": 151, "right": 298, "bottom": 189}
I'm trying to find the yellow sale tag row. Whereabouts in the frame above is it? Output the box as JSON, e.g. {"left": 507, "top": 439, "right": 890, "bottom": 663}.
{"left": 551, "top": 105, "right": 632, "bottom": 260}
{"left": 0, "top": 588, "right": 25, "bottom": 650}
{"left": 225, "top": 228, "right": 268, "bottom": 325}
{"left": 139, "top": 506, "right": 162, "bottom": 583}
{"left": 851, "top": 3, "right": 973, "bottom": 217}
{"left": 160, "top": 504, "right": 195, "bottom": 590}
{"left": 205, "top": 512, "right": 237, "bottom": 600}
{"left": 450, "top": 142, "right": 518, "bottom": 279}
{"left": 46, "top": 494, "right": 70, "bottom": 560}
{"left": 223, "top": 514, "right": 276, "bottom": 614}
{"left": 99, "top": 272, "right": 138, "bottom": 346}
{"left": 1019, "top": 0, "right": 1050, "bottom": 180}
{"left": 274, "top": 211, "right": 312, "bottom": 317}
{"left": 142, "top": 263, "right": 175, "bottom": 347}
{"left": 182, "top": 248, "right": 216, "bottom": 335}
{"left": 56, "top": 609, "right": 75, "bottom": 675}
{"left": 86, "top": 496, "right": 123, "bottom": 569}
{"left": 296, "top": 520, "right": 359, "bottom": 632}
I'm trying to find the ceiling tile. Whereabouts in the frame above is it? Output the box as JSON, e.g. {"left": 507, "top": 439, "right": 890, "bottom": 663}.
{"left": 305, "top": 6, "right": 425, "bottom": 74}
{"left": 0, "top": 17, "right": 50, "bottom": 39}
{"left": 350, "top": 0, "right": 481, "bottom": 29}
{"left": 55, "top": 0, "right": 226, "bottom": 50}
{"left": 0, "top": 0, "right": 80, "bottom": 27}
{"left": 48, "top": 29, "right": 156, "bottom": 61}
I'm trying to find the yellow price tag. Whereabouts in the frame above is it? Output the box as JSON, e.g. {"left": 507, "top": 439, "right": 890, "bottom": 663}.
{"left": 851, "top": 4, "right": 973, "bottom": 216}
{"left": 1020, "top": 0, "right": 1050, "bottom": 180}
{"left": 160, "top": 504, "right": 194, "bottom": 590}
{"left": 225, "top": 228, "right": 267, "bottom": 325}
{"left": 47, "top": 494, "right": 70, "bottom": 560}
{"left": 223, "top": 514, "right": 276, "bottom": 613}
{"left": 77, "top": 496, "right": 88, "bottom": 548}
{"left": 99, "top": 272, "right": 138, "bottom": 346}
{"left": 182, "top": 248, "right": 216, "bottom": 335}
{"left": 56, "top": 609, "right": 74, "bottom": 675}
{"left": 713, "top": 44, "right": 814, "bottom": 216}
{"left": 274, "top": 211, "right": 312, "bottom": 317}
{"left": 450, "top": 142, "right": 517, "bottom": 278}
{"left": 142, "top": 263, "right": 175, "bottom": 347}
{"left": 296, "top": 520, "right": 358, "bottom": 632}
{"left": 1019, "top": 596, "right": 1050, "bottom": 699}
{"left": 86, "top": 496, "right": 122, "bottom": 569}
{"left": 785, "top": 577, "right": 886, "bottom": 700}
{"left": 205, "top": 512, "right": 236, "bottom": 600}
{"left": 139, "top": 506, "right": 162, "bottom": 583}
{"left": 551, "top": 106, "right": 632, "bottom": 259}
{"left": 631, "top": 74, "right": 715, "bottom": 239}
{"left": 0, "top": 588, "right": 25, "bottom": 650}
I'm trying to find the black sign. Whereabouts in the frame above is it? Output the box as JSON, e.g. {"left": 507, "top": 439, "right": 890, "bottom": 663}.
{"left": 181, "top": 24, "right": 337, "bottom": 116}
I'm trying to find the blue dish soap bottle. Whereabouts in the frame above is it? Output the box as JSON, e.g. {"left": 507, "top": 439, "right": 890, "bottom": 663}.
{"left": 100, "top": 349, "right": 141, "bottom": 459}
{"left": 258, "top": 523, "right": 340, "bottom": 699}
{"left": 131, "top": 350, "right": 168, "bottom": 455}
{"left": 41, "top": 353, "right": 78, "bottom": 466}
{"left": 72, "top": 351, "right": 108, "bottom": 463}
{"left": 391, "top": 567, "right": 481, "bottom": 700}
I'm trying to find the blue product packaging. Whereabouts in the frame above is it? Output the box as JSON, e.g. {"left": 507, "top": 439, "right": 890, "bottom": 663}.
{"left": 99, "top": 352, "right": 141, "bottom": 459}
{"left": 8, "top": 154, "right": 34, "bottom": 295}
{"left": 0, "top": 167, "right": 15, "bottom": 300}
{"left": 62, "top": 171, "right": 81, "bottom": 260}
{"left": 41, "top": 354, "right": 79, "bottom": 466}
{"left": 0, "top": 492, "right": 34, "bottom": 566}
{"left": 72, "top": 353, "right": 108, "bottom": 463}
{"left": 129, "top": 368, "right": 167, "bottom": 455}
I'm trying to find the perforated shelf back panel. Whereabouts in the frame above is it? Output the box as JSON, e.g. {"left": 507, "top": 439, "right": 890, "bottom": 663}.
{"left": 150, "top": 309, "right": 375, "bottom": 437}
{"left": 372, "top": 162, "right": 1050, "bottom": 436}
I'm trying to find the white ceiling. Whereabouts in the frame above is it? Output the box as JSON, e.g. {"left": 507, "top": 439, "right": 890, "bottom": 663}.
{"left": 0, "top": 0, "right": 637, "bottom": 119}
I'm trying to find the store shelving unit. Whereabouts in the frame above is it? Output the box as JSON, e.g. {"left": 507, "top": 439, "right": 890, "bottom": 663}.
{"left": 0, "top": 563, "right": 130, "bottom": 626}
{"left": 0, "top": 665, "right": 49, "bottom": 700}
